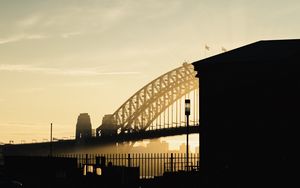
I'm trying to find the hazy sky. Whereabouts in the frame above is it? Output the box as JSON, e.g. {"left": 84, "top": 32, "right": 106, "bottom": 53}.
{"left": 1, "top": 0, "right": 300, "bottom": 144}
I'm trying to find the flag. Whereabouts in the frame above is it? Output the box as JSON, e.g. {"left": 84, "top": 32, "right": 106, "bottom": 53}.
{"left": 221, "top": 47, "right": 227, "bottom": 52}
{"left": 205, "top": 44, "right": 210, "bottom": 51}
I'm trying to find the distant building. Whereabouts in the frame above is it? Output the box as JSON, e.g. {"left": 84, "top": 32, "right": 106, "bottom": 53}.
{"left": 179, "top": 143, "right": 190, "bottom": 154}
{"left": 195, "top": 146, "right": 199, "bottom": 154}
{"left": 131, "top": 145, "right": 147, "bottom": 153}
{"left": 75, "top": 113, "right": 92, "bottom": 140}
{"left": 146, "top": 139, "right": 169, "bottom": 153}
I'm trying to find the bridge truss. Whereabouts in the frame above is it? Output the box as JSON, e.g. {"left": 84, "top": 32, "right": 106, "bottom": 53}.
{"left": 96, "top": 63, "right": 199, "bottom": 136}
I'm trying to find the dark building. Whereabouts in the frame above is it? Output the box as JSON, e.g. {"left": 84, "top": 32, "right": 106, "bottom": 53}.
{"left": 2, "top": 156, "right": 140, "bottom": 188}
{"left": 193, "top": 39, "right": 300, "bottom": 187}
{"left": 3, "top": 156, "right": 78, "bottom": 187}
{"left": 75, "top": 113, "right": 92, "bottom": 140}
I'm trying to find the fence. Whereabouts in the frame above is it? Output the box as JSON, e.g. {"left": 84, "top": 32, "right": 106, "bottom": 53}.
{"left": 56, "top": 153, "right": 199, "bottom": 179}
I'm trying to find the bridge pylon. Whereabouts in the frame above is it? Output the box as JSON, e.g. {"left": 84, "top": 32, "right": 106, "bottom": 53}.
{"left": 96, "top": 114, "right": 119, "bottom": 137}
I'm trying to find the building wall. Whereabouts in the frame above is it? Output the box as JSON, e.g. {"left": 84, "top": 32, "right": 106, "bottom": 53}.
{"left": 194, "top": 52, "right": 300, "bottom": 186}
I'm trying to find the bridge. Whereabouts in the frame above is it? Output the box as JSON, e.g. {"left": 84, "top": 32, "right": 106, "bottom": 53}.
{"left": 2, "top": 62, "right": 200, "bottom": 155}
{"left": 77, "top": 62, "right": 200, "bottom": 141}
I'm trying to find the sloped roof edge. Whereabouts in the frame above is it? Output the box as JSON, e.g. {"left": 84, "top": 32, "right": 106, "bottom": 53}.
{"left": 192, "top": 39, "right": 300, "bottom": 67}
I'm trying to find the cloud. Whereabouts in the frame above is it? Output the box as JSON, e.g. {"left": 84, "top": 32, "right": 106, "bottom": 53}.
{"left": 61, "top": 32, "right": 81, "bottom": 38}
{"left": 0, "top": 35, "right": 24, "bottom": 44}
{"left": 59, "top": 81, "right": 105, "bottom": 87}
{"left": 0, "top": 64, "right": 48, "bottom": 72}
{"left": 26, "top": 34, "right": 47, "bottom": 39}
{"left": 58, "top": 69, "right": 100, "bottom": 76}
{"left": 0, "top": 64, "right": 140, "bottom": 76}
{"left": 39, "top": 2, "right": 130, "bottom": 34}
{"left": 52, "top": 69, "right": 140, "bottom": 76}
{"left": 17, "top": 87, "right": 45, "bottom": 93}
{"left": 0, "top": 34, "right": 47, "bottom": 45}
{"left": 93, "top": 71, "right": 140, "bottom": 75}
{"left": 17, "top": 15, "right": 41, "bottom": 27}
{"left": 6, "top": 122, "right": 36, "bottom": 126}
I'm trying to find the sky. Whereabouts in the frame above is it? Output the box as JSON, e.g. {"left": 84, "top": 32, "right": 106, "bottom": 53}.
{"left": 0, "top": 0, "right": 300, "bottom": 145}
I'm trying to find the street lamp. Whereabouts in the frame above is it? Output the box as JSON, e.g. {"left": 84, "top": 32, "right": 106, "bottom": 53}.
{"left": 185, "top": 99, "right": 190, "bottom": 171}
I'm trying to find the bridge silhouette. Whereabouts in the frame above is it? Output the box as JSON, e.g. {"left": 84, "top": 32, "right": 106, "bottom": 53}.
{"left": 2, "top": 63, "right": 200, "bottom": 155}
{"left": 76, "top": 62, "right": 199, "bottom": 143}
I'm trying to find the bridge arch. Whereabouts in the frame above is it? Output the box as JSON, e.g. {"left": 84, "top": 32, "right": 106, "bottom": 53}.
{"left": 96, "top": 63, "right": 198, "bottom": 136}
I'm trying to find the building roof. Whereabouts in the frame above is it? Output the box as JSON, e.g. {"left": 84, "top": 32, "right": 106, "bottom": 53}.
{"left": 192, "top": 39, "right": 300, "bottom": 70}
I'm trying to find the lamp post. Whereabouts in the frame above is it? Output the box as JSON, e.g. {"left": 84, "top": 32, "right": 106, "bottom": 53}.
{"left": 185, "top": 99, "right": 190, "bottom": 171}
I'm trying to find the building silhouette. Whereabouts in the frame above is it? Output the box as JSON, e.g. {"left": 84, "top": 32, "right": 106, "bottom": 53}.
{"left": 75, "top": 113, "right": 92, "bottom": 140}
{"left": 179, "top": 143, "right": 190, "bottom": 154}
{"left": 193, "top": 39, "right": 300, "bottom": 187}
{"left": 146, "top": 139, "right": 169, "bottom": 153}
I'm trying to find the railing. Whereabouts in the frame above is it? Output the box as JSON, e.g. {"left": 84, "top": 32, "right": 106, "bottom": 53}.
{"left": 56, "top": 153, "right": 199, "bottom": 179}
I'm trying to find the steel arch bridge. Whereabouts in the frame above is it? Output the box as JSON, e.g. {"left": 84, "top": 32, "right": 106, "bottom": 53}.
{"left": 96, "top": 63, "right": 199, "bottom": 137}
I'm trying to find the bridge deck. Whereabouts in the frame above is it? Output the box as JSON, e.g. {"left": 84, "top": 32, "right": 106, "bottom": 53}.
{"left": 84, "top": 125, "right": 199, "bottom": 145}
{"left": 2, "top": 126, "right": 199, "bottom": 155}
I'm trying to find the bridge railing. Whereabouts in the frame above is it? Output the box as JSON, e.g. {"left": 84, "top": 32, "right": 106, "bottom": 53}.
{"left": 55, "top": 153, "right": 199, "bottom": 179}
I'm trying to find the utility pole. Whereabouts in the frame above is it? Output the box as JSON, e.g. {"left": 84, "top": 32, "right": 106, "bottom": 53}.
{"left": 50, "top": 123, "right": 53, "bottom": 157}
{"left": 185, "top": 99, "right": 190, "bottom": 172}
